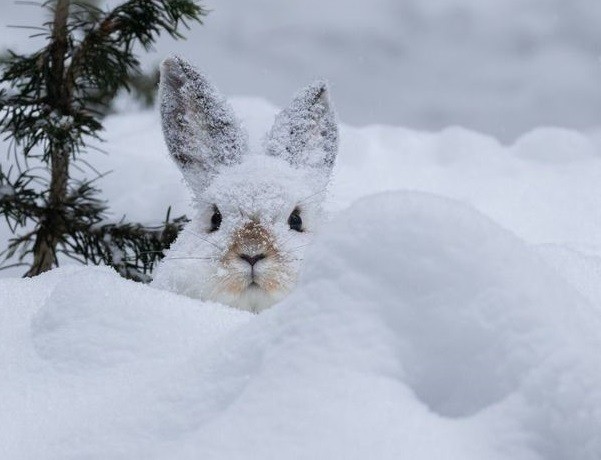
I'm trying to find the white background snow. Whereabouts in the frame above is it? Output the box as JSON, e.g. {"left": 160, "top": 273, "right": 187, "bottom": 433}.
{"left": 2, "top": 1, "right": 601, "bottom": 459}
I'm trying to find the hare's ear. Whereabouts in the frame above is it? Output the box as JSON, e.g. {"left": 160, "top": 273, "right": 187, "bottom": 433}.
{"left": 159, "top": 56, "right": 247, "bottom": 194}
{"left": 266, "top": 81, "right": 338, "bottom": 176}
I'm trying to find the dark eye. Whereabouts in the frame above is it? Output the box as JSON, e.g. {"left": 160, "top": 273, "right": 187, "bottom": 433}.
{"left": 210, "top": 205, "right": 222, "bottom": 232}
{"left": 288, "top": 208, "right": 303, "bottom": 232}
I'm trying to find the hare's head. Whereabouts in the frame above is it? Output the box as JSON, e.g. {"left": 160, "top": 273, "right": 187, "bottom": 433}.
{"left": 153, "top": 56, "right": 338, "bottom": 312}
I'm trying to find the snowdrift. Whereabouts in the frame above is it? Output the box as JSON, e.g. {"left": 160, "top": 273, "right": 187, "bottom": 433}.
{"left": 2, "top": 191, "right": 601, "bottom": 459}
{"left": 3, "top": 97, "right": 601, "bottom": 458}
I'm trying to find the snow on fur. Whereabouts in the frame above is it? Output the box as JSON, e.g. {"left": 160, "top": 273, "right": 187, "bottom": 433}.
{"left": 159, "top": 55, "right": 248, "bottom": 195}
{"left": 155, "top": 59, "right": 339, "bottom": 312}
{"left": 152, "top": 154, "right": 323, "bottom": 312}
{"left": 265, "top": 81, "right": 338, "bottom": 176}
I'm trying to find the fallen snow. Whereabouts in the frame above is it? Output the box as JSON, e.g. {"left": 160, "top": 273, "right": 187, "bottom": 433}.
{"left": 1, "top": 191, "right": 601, "bottom": 459}
{"left": 2, "top": 97, "right": 601, "bottom": 458}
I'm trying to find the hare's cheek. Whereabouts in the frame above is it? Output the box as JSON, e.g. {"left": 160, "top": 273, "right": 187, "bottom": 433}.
{"left": 258, "top": 260, "right": 297, "bottom": 288}
{"left": 219, "top": 248, "right": 241, "bottom": 268}
{"left": 205, "top": 262, "right": 247, "bottom": 296}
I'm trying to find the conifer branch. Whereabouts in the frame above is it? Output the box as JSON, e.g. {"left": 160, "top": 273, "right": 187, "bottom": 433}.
{"left": 0, "top": 0, "right": 204, "bottom": 280}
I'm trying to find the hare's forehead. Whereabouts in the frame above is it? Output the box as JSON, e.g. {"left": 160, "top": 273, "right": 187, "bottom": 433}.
{"left": 202, "top": 157, "right": 319, "bottom": 215}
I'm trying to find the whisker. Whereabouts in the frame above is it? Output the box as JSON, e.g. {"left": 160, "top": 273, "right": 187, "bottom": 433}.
{"left": 298, "top": 187, "right": 329, "bottom": 204}
{"left": 162, "top": 256, "right": 218, "bottom": 261}
{"left": 278, "top": 230, "right": 312, "bottom": 247}
{"left": 282, "top": 243, "right": 312, "bottom": 253}
{"left": 278, "top": 233, "right": 296, "bottom": 247}
{"left": 136, "top": 250, "right": 170, "bottom": 255}
{"left": 182, "top": 228, "right": 224, "bottom": 251}
{"left": 118, "top": 249, "right": 217, "bottom": 260}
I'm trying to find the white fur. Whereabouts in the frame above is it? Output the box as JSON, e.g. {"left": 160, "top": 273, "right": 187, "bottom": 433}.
{"left": 153, "top": 56, "right": 338, "bottom": 312}
{"left": 153, "top": 156, "right": 322, "bottom": 312}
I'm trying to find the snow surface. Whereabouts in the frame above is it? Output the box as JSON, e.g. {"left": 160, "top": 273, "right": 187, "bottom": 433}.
{"left": 2, "top": 97, "right": 601, "bottom": 457}
{"left": 2, "top": 192, "right": 601, "bottom": 459}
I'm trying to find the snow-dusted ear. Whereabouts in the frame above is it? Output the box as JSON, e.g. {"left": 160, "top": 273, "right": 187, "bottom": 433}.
{"left": 266, "top": 81, "right": 338, "bottom": 176}
{"left": 159, "top": 55, "right": 247, "bottom": 194}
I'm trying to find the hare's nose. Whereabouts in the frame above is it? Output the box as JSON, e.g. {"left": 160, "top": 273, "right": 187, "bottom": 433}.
{"left": 239, "top": 253, "right": 266, "bottom": 267}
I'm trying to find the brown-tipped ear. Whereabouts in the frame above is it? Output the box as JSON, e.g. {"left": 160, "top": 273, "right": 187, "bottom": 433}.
{"left": 159, "top": 55, "right": 247, "bottom": 194}
{"left": 265, "top": 81, "right": 338, "bottom": 176}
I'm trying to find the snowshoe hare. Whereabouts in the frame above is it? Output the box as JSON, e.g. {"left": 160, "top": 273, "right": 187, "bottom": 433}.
{"left": 152, "top": 56, "right": 338, "bottom": 312}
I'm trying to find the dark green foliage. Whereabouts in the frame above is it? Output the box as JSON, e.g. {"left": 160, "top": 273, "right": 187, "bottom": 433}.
{"left": 0, "top": 0, "right": 203, "bottom": 279}
{"left": 124, "top": 67, "right": 161, "bottom": 108}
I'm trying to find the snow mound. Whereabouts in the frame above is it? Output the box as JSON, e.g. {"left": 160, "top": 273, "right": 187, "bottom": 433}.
{"left": 2, "top": 191, "right": 601, "bottom": 459}
{"left": 0, "top": 268, "right": 251, "bottom": 459}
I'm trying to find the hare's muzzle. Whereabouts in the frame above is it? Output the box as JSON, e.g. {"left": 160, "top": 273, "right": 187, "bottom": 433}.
{"left": 239, "top": 253, "right": 267, "bottom": 267}
{"left": 227, "top": 221, "right": 278, "bottom": 264}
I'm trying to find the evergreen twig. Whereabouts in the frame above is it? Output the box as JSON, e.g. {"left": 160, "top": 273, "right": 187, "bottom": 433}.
{"left": 0, "top": 0, "right": 203, "bottom": 280}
